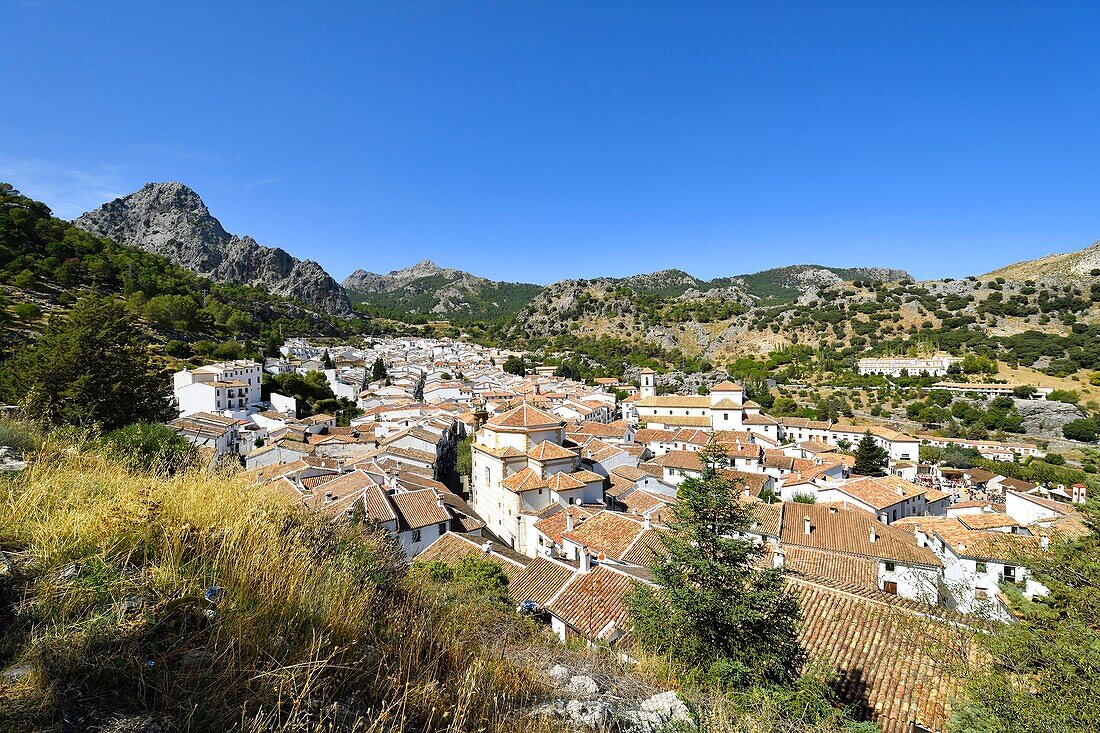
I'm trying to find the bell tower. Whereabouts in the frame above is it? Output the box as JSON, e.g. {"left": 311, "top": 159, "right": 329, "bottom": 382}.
{"left": 639, "top": 368, "right": 657, "bottom": 399}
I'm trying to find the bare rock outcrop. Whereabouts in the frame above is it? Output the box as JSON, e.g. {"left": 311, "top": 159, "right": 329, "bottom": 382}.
{"left": 75, "top": 182, "right": 352, "bottom": 316}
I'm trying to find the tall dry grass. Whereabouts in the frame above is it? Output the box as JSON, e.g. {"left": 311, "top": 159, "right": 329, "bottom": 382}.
{"left": 0, "top": 437, "right": 562, "bottom": 733}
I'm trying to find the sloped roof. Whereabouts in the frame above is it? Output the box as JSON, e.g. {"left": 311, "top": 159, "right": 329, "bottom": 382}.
{"left": 545, "top": 565, "right": 647, "bottom": 645}
{"left": 508, "top": 556, "right": 578, "bottom": 606}
{"left": 487, "top": 403, "right": 563, "bottom": 430}
{"left": 781, "top": 502, "right": 941, "bottom": 567}
{"left": 416, "top": 533, "right": 529, "bottom": 582}
{"left": 792, "top": 577, "right": 967, "bottom": 733}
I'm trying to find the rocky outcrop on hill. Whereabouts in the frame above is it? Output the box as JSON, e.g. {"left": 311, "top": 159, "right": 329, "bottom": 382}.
{"left": 1008, "top": 398, "right": 1088, "bottom": 438}
{"left": 983, "top": 240, "right": 1100, "bottom": 283}
{"left": 343, "top": 260, "right": 541, "bottom": 319}
{"left": 75, "top": 183, "right": 352, "bottom": 316}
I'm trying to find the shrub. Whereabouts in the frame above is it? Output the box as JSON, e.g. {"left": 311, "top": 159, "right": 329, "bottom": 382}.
{"left": 99, "top": 422, "right": 194, "bottom": 474}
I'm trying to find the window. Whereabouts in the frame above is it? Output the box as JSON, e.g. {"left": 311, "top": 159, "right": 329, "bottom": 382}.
{"left": 484, "top": 467, "right": 491, "bottom": 483}
{"left": 976, "top": 562, "right": 988, "bottom": 573}
{"left": 724, "top": 413, "right": 729, "bottom": 421}
{"left": 883, "top": 581, "right": 898, "bottom": 595}
{"left": 412, "top": 529, "right": 421, "bottom": 543}
{"left": 884, "top": 561, "right": 895, "bottom": 572}
{"left": 1003, "top": 565, "right": 1016, "bottom": 582}
{"left": 438, "top": 523, "right": 446, "bottom": 535}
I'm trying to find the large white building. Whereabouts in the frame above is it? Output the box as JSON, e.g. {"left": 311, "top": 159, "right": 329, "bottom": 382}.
{"left": 470, "top": 403, "right": 605, "bottom": 555}
{"left": 857, "top": 355, "right": 961, "bottom": 377}
{"left": 630, "top": 381, "right": 777, "bottom": 438}
{"left": 173, "top": 360, "right": 263, "bottom": 417}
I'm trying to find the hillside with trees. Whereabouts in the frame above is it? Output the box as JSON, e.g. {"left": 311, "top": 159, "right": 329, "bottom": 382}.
{"left": 0, "top": 183, "right": 368, "bottom": 362}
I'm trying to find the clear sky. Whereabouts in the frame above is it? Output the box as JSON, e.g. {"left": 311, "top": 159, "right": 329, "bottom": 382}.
{"left": 3, "top": 2, "right": 1100, "bottom": 284}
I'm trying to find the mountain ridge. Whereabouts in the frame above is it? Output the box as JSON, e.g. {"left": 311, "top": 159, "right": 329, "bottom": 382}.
{"left": 74, "top": 182, "right": 353, "bottom": 316}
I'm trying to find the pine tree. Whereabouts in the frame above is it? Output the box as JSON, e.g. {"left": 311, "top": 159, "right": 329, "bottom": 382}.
{"left": 0, "top": 294, "right": 170, "bottom": 431}
{"left": 371, "top": 357, "right": 387, "bottom": 383}
{"left": 627, "top": 449, "right": 803, "bottom": 687}
{"left": 852, "top": 431, "right": 889, "bottom": 476}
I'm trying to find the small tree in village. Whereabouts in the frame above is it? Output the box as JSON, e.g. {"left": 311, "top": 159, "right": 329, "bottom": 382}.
{"left": 852, "top": 431, "right": 889, "bottom": 477}
{"left": 371, "top": 356, "right": 387, "bottom": 383}
{"left": 627, "top": 441, "right": 803, "bottom": 687}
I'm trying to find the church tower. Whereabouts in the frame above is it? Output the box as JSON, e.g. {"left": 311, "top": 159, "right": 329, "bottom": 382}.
{"left": 639, "top": 368, "right": 657, "bottom": 399}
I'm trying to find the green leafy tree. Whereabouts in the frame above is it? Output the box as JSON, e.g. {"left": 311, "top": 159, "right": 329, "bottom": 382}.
{"left": 852, "top": 431, "right": 889, "bottom": 476}
{"left": 502, "top": 355, "right": 526, "bottom": 376}
{"left": 627, "top": 448, "right": 803, "bottom": 687}
{"left": 1063, "top": 418, "right": 1099, "bottom": 443}
{"left": 0, "top": 295, "right": 170, "bottom": 431}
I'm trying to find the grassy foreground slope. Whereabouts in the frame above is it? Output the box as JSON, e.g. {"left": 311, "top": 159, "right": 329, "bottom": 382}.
{"left": 0, "top": 436, "right": 551, "bottom": 733}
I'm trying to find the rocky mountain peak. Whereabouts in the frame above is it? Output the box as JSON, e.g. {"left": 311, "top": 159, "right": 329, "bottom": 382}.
{"left": 75, "top": 183, "right": 352, "bottom": 316}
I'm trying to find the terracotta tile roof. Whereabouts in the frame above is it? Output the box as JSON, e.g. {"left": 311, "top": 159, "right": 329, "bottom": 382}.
{"left": 781, "top": 503, "right": 941, "bottom": 567}
{"left": 501, "top": 467, "right": 549, "bottom": 492}
{"left": 742, "top": 413, "right": 779, "bottom": 425}
{"left": 527, "top": 441, "right": 578, "bottom": 462}
{"left": 546, "top": 472, "right": 587, "bottom": 491}
{"left": 619, "top": 527, "right": 665, "bottom": 566}
{"left": 896, "top": 515, "right": 1044, "bottom": 564}
{"left": 633, "top": 428, "right": 677, "bottom": 444}
{"left": 1009, "top": 489, "right": 1070, "bottom": 514}
{"left": 779, "top": 417, "right": 831, "bottom": 430}
{"left": 391, "top": 489, "right": 451, "bottom": 530}
{"left": 610, "top": 465, "right": 648, "bottom": 481}
{"left": 416, "top": 533, "right": 529, "bottom": 582}
{"left": 652, "top": 450, "right": 704, "bottom": 471}
{"left": 792, "top": 577, "right": 966, "bottom": 733}
{"left": 487, "top": 402, "right": 563, "bottom": 429}
{"left": 562, "top": 510, "right": 647, "bottom": 560}
{"left": 957, "top": 512, "right": 1019, "bottom": 531}
{"left": 545, "top": 565, "right": 647, "bottom": 645}
{"left": 619, "top": 489, "right": 671, "bottom": 516}
{"left": 472, "top": 442, "right": 526, "bottom": 459}
{"left": 533, "top": 505, "right": 595, "bottom": 544}
{"left": 749, "top": 501, "right": 783, "bottom": 536}
{"left": 508, "top": 556, "right": 578, "bottom": 606}
{"left": 836, "top": 475, "right": 927, "bottom": 511}
{"left": 362, "top": 484, "right": 398, "bottom": 524}
{"left": 710, "top": 380, "right": 744, "bottom": 392}
{"left": 782, "top": 546, "right": 879, "bottom": 588}
{"left": 711, "top": 429, "right": 753, "bottom": 443}
{"left": 568, "top": 468, "right": 605, "bottom": 484}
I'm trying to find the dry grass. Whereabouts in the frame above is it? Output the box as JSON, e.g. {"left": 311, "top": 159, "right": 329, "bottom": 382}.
{"left": 0, "top": 436, "right": 568, "bottom": 733}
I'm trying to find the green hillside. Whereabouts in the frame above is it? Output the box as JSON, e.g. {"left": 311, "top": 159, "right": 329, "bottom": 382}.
{"left": 0, "top": 183, "right": 361, "bottom": 359}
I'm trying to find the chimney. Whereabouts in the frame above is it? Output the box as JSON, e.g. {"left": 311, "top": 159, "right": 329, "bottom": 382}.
{"left": 869, "top": 527, "right": 878, "bottom": 543}
{"left": 336, "top": 458, "right": 345, "bottom": 472}
{"left": 579, "top": 549, "right": 592, "bottom": 573}
{"left": 773, "top": 547, "right": 786, "bottom": 569}
{"left": 643, "top": 514, "right": 652, "bottom": 530}
{"left": 879, "top": 512, "right": 888, "bottom": 524}
{"left": 828, "top": 506, "right": 838, "bottom": 515}
{"left": 481, "top": 540, "right": 493, "bottom": 553}
{"left": 324, "top": 491, "right": 334, "bottom": 504}
{"left": 566, "top": 512, "right": 575, "bottom": 532}
{"left": 897, "top": 487, "right": 905, "bottom": 496}
{"left": 437, "top": 494, "right": 446, "bottom": 509}
{"left": 803, "top": 516, "right": 812, "bottom": 535}
{"left": 1040, "top": 534, "right": 1050, "bottom": 550}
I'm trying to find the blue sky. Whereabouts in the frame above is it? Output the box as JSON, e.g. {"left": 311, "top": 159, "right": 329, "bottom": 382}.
{"left": 3, "top": 2, "right": 1100, "bottom": 284}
